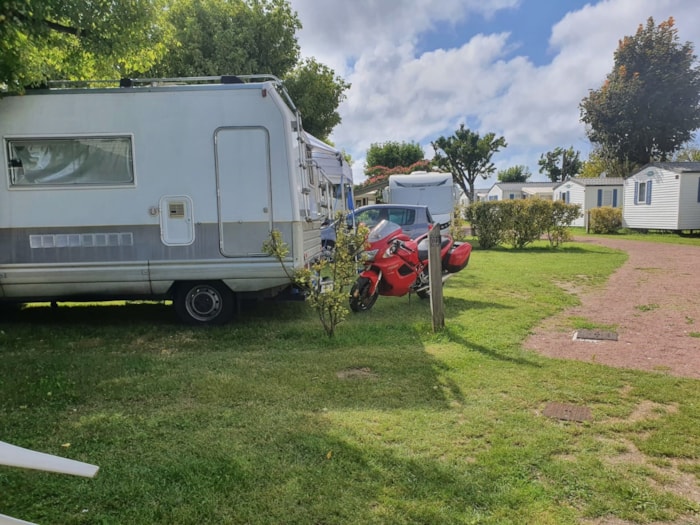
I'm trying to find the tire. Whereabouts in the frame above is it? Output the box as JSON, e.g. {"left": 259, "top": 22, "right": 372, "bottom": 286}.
{"left": 174, "top": 281, "right": 234, "bottom": 325}
{"left": 349, "top": 276, "right": 379, "bottom": 312}
{"left": 416, "top": 269, "right": 431, "bottom": 299}
{"left": 416, "top": 270, "right": 443, "bottom": 300}
{"left": 321, "top": 240, "right": 335, "bottom": 262}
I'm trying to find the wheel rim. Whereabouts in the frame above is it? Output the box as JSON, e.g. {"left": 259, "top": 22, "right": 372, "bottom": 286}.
{"left": 184, "top": 285, "right": 223, "bottom": 322}
{"left": 350, "top": 279, "right": 378, "bottom": 311}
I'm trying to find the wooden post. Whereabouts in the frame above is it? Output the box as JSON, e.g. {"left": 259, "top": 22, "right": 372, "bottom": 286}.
{"left": 428, "top": 226, "right": 445, "bottom": 331}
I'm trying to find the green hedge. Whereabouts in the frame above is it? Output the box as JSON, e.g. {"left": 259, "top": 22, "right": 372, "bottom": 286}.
{"left": 466, "top": 199, "right": 581, "bottom": 249}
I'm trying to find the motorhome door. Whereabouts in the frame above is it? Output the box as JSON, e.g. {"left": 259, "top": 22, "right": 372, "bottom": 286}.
{"left": 215, "top": 127, "right": 272, "bottom": 257}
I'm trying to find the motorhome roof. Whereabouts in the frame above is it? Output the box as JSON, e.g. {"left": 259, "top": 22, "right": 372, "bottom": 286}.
{"left": 47, "top": 74, "right": 281, "bottom": 90}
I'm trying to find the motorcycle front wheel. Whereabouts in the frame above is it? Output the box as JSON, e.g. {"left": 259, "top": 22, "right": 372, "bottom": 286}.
{"left": 349, "top": 276, "right": 379, "bottom": 312}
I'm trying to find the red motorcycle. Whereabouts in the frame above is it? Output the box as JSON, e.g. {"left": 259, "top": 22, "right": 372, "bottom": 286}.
{"left": 349, "top": 220, "right": 472, "bottom": 312}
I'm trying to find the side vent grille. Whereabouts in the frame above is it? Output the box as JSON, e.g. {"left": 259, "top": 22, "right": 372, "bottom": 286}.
{"left": 169, "top": 202, "right": 186, "bottom": 218}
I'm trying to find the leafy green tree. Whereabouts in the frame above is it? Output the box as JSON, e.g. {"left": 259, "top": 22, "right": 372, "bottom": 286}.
{"left": 365, "top": 141, "right": 425, "bottom": 173}
{"left": 497, "top": 165, "right": 531, "bottom": 183}
{"left": 432, "top": 124, "right": 507, "bottom": 203}
{"left": 0, "top": 0, "right": 171, "bottom": 92}
{"left": 580, "top": 17, "right": 700, "bottom": 166}
{"left": 149, "top": 0, "right": 348, "bottom": 139}
{"left": 579, "top": 149, "right": 607, "bottom": 178}
{"left": 582, "top": 146, "right": 638, "bottom": 178}
{"left": 284, "top": 58, "right": 350, "bottom": 139}
{"left": 538, "top": 146, "right": 582, "bottom": 182}
{"left": 673, "top": 145, "right": 700, "bottom": 162}
{"left": 148, "top": 0, "right": 300, "bottom": 78}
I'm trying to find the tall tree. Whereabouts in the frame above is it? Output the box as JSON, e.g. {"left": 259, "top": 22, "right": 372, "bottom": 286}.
{"left": 538, "top": 146, "right": 582, "bottom": 182}
{"left": 579, "top": 149, "right": 607, "bottom": 178}
{"left": 365, "top": 141, "right": 425, "bottom": 172}
{"left": 579, "top": 146, "right": 634, "bottom": 178}
{"left": 149, "top": 0, "right": 348, "bottom": 138}
{"left": 580, "top": 17, "right": 700, "bottom": 167}
{"left": 432, "top": 124, "right": 507, "bottom": 203}
{"left": 0, "top": 0, "right": 171, "bottom": 91}
{"left": 148, "top": 0, "right": 300, "bottom": 78}
{"left": 284, "top": 58, "right": 350, "bottom": 140}
{"left": 497, "top": 165, "right": 531, "bottom": 183}
{"left": 673, "top": 145, "right": 700, "bottom": 162}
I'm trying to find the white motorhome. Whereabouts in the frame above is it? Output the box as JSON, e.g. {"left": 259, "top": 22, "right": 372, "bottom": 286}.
{"left": 383, "top": 171, "right": 456, "bottom": 227}
{"left": 0, "top": 75, "right": 327, "bottom": 324}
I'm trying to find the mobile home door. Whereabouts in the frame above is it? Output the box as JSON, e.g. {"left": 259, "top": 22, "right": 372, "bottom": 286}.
{"left": 215, "top": 127, "right": 272, "bottom": 257}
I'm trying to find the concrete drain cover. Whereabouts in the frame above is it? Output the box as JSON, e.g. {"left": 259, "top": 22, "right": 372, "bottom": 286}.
{"left": 573, "top": 329, "right": 618, "bottom": 341}
{"left": 543, "top": 402, "right": 592, "bottom": 422}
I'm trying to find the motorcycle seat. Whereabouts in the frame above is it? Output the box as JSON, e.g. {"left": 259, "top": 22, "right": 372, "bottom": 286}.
{"left": 416, "top": 236, "right": 451, "bottom": 262}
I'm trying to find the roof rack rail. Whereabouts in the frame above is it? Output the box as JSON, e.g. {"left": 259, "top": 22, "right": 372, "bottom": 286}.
{"left": 45, "top": 73, "right": 301, "bottom": 129}
{"left": 47, "top": 74, "right": 282, "bottom": 89}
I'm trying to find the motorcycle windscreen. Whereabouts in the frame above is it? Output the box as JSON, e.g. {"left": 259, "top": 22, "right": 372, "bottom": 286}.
{"left": 366, "top": 220, "right": 402, "bottom": 243}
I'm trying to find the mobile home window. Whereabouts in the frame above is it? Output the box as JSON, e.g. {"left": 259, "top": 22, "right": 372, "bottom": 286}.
{"left": 6, "top": 136, "right": 134, "bottom": 186}
{"left": 637, "top": 181, "right": 647, "bottom": 203}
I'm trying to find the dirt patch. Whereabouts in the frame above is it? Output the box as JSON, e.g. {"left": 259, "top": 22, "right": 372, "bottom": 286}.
{"left": 524, "top": 237, "right": 700, "bottom": 380}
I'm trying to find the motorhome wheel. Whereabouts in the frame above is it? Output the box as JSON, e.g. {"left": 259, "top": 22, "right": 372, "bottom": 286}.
{"left": 174, "top": 281, "right": 234, "bottom": 325}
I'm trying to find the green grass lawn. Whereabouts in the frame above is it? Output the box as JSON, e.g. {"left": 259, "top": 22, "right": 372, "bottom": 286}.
{"left": 1, "top": 238, "right": 699, "bottom": 524}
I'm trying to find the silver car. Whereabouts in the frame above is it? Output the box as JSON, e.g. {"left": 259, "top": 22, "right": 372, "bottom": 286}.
{"left": 321, "top": 204, "right": 435, "bottom": 249}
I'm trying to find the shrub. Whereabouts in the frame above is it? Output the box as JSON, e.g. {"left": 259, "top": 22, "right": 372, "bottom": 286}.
{"left": 450, "top": 203, "right": 470, "bottom": 242}
{"left": 502, "top": 199, "right": 551, "bottom": 249}
{"left": 546, "top": 200, "right": 581, "bottom": 247}
{"left": 467, "top": 199, "right": 580, "bottom": 249}
{"left": 589, "top": 206, "right": 622, "bottom": 234}
{"left": 465, "top": 201, "right": 507, "bottom": 249}
{"left": 263, "top": 212, "right": 369, "bottom": 337}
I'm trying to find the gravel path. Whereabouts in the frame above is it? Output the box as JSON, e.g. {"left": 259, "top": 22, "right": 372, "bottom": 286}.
{"left": 523, "top": 237, "right": 700, "bottom": 379}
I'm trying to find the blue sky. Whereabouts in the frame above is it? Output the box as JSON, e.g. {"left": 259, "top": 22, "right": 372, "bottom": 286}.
{"left": 289, "top": 0, "right": 700, "bottom": 186}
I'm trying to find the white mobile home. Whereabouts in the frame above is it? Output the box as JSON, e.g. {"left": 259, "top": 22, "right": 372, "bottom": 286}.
{"left": 554, "top": 177, "right": 623, "bottom": 228}
{"left": 383, "top": 171, "right": 456, "bottom": 226}
{"left": 486, "top": 182, "right": 557, "bottom": 201}
{"left": 0, "top": 75, "right": 326, "bottom": 324}
{"left": 623, "top": 162, "right": 700, "bottom": 231}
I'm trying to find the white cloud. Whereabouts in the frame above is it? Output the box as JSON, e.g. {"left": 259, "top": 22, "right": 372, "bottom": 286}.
{"left": 289, "top": 0, "right": 700, "bottom": 183}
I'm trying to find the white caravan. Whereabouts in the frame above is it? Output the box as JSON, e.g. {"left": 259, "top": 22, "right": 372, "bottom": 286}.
{"left": 383, "top": 171, "right": 456, "bottom": 227}
{"left": 0, "top": 75, "right": 327, "bottom": 324}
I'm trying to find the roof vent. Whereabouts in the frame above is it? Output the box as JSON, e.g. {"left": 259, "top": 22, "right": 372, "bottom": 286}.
{"left": 221, "top": 75, "right": 244, "bottom": 84}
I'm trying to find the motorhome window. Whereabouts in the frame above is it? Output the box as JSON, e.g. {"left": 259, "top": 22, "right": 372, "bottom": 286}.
{"left": 7, "top": 137, "right": 134, "bottom": 186}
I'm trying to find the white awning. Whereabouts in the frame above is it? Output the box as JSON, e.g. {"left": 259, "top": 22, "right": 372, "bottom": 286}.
{"left": 522, "top": 186, "right": 554, "bottom": 196}
{"left": 304, "top": 133, "right": 353, "bottom": 185}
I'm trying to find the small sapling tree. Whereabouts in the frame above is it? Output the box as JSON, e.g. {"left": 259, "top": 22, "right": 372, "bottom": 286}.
{"left": 262, "top": 212, "right": 368, "bottom": 337}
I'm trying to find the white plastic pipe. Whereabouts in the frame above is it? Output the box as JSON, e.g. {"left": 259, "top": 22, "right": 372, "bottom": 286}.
{"left": 0, "top": 441, "right": 98, "bottom": 478}
{"left": 0, "top": 512, "right": 38, "bottom": 525}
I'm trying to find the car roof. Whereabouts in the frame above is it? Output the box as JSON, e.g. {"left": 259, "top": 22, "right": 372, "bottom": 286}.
{"left": 354, "top": 204, "right": 429, "bottom": 211}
